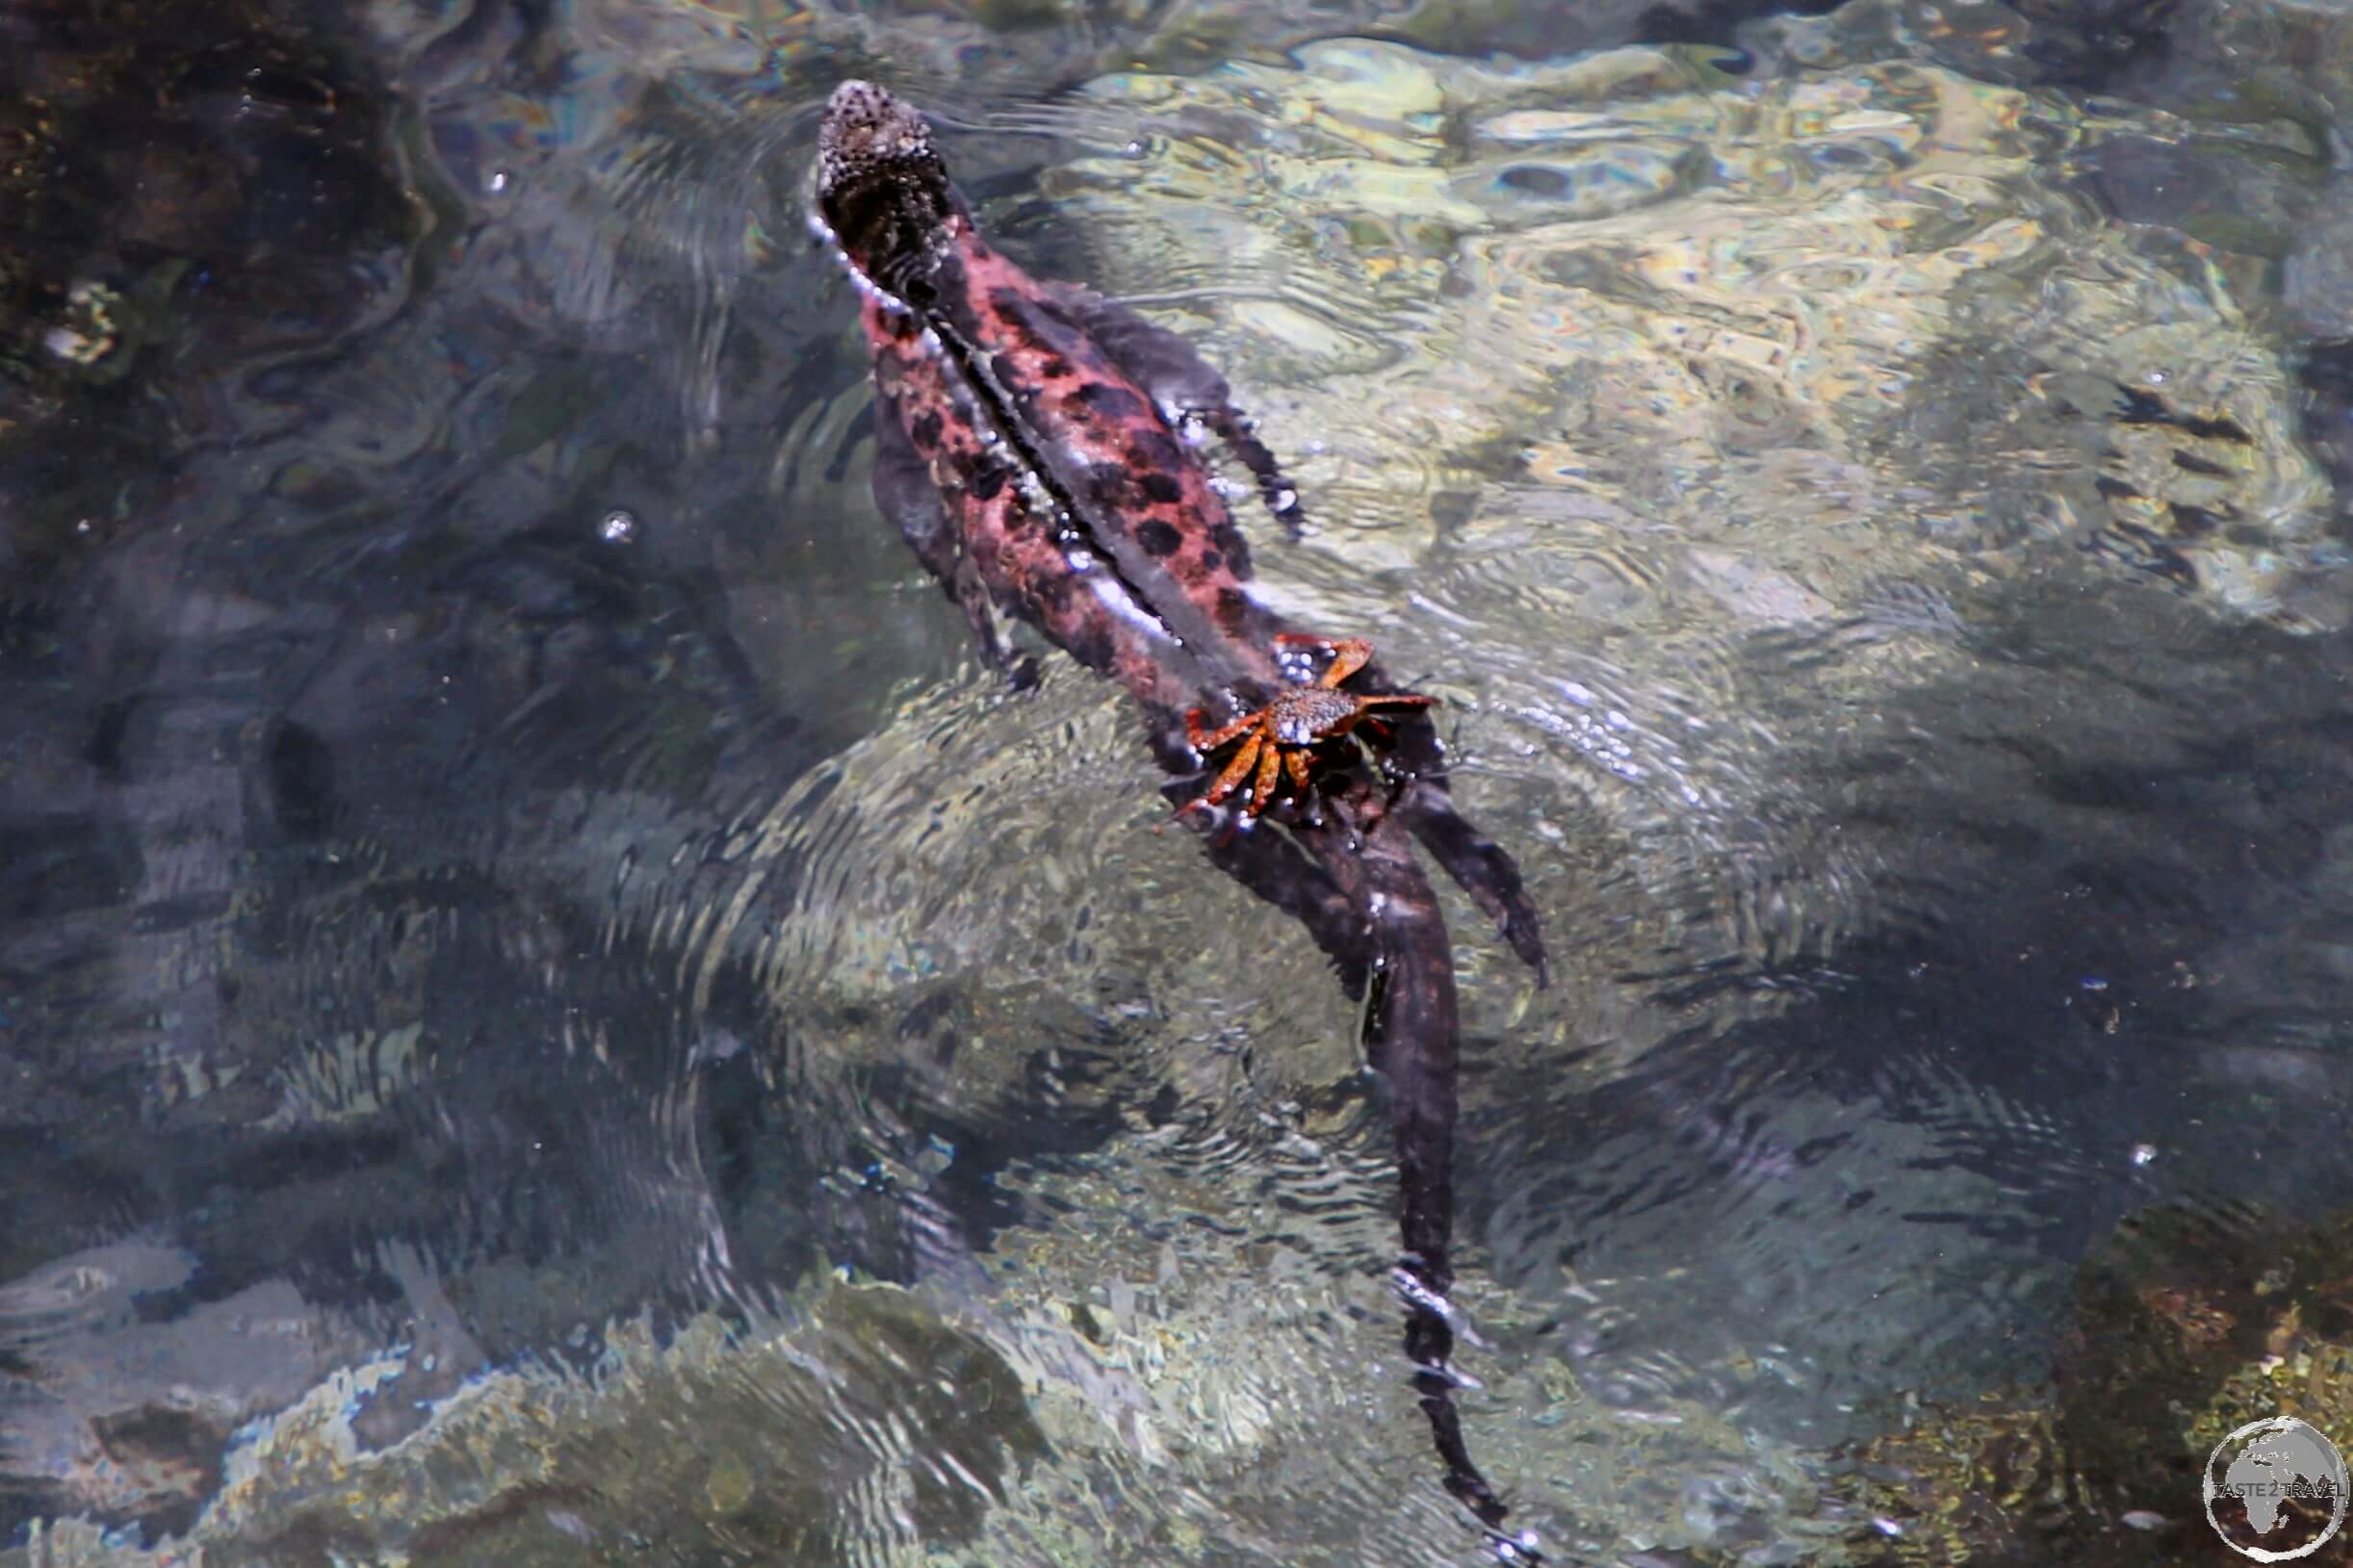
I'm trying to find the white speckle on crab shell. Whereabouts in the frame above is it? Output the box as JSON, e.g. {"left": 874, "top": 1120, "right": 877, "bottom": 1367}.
{"left": 1276, "top": 713, "right": 1322, "bottom": 744}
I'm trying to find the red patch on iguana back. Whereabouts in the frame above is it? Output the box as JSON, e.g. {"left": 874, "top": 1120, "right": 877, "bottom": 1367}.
{"left": 959, "top": 244, "right": 1268, "bottom": 621}
{"left": 863, "top": 288, "right": 1193, "bottom": 708}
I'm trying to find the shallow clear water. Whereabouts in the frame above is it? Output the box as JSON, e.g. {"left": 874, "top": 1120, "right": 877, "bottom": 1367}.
{"left": 5, "top": 0, "right": 2353, "bottom": 1563}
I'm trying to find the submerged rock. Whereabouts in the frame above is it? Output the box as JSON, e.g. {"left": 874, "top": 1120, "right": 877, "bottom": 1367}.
{"left": 1819, "top": 1198, "right": 2353, "bottom": 1563}
{"left": 1047, "top": 39, "right": 2332, "bottom": 626}
{"left": 5, "top": 1281, "right": 1047, "bottom": 1567}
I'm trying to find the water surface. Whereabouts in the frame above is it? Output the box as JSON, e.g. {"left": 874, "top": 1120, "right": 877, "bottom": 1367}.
{"left": 5, "top": 0, "right": 2353, "bottom": 1562}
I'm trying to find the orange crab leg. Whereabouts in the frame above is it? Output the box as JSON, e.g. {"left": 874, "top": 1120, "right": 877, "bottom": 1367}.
{"left": 1188, "top": 730, "right": 1264, "bottom": 810}
{"left": 1248, "top": 733, "right": 1282, "bottom": 815}
{"left": 1272, "top": 631, "right": 1377, "bottom": 689}
{"left": 1186, "top": 706, "right": 1261, "bottom": 754}
{"left": 1326, "top": 691, "right": 1438, "bottom": 743}
{"left": 1317, "top": 637, "right": 1375, "bottom": 688}
{"left": 1284, "top": 748, "right": 1312, "bottom": 797}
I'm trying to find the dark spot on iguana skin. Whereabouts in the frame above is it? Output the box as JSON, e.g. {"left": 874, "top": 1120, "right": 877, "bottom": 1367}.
{"left": 989, "top": 287, "right": 1042, "bottom": 343}
{"left": 1209, "top": 522, "right": 1253, "bottom": 576}
{"left": 1136, "top": 519, "right": 1183, "bottom": 557}
{"left": 1070, "top": 382, "right": 1150, "bottom": 422}
{"left": 1137, "top": 472, "right": 1183, "bottom": 505}
{"left": 969, "top": 465, "right": 1008, "bottom": 501}
{"left": 1215, "top": 586, "right": 1253, "bottom": 634}
{"left": 910, "top": 410, "right": 943, "bottom": 450}
{"left": 1126, "top": 430, "right": 1182, "bottom": 474}
{"left": 1089, "top": 462, "right": 1136, "bottom": 509}
{"left": 1043, "top": 358, "right": 1072, "bottom": 379}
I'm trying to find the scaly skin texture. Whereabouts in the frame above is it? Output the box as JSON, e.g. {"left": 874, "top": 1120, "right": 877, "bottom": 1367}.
{"left": 814, "top": 80, "right": 1547, "bottom": 1556}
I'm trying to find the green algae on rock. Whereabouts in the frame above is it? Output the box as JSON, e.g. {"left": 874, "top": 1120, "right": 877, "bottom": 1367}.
{"left": 5, "top": 1283, "right": 1046, "bottom": 1568}
{"left": 1818, "top": 1199, "right": 2353, "bottom": 1563}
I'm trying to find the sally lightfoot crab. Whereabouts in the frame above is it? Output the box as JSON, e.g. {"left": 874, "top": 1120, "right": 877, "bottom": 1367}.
{"left": 1176, "top": 635, "right": 1436, "bottom": 824}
